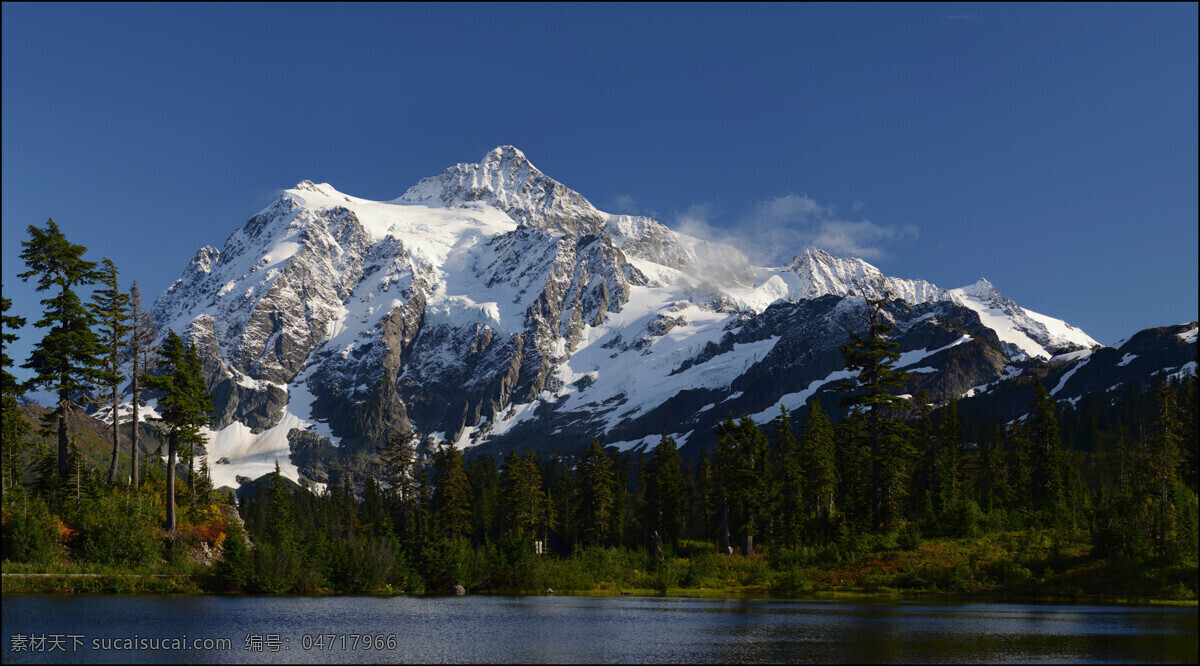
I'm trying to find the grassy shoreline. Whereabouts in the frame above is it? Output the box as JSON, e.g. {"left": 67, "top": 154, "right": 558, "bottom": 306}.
{"left": 5, "top": 531, "right": 1196, "bottom": 605}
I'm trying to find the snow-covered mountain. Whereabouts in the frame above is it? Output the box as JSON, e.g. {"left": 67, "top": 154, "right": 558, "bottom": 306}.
{"left": 150, "top": 146, "right": 1109, "bottom": 489}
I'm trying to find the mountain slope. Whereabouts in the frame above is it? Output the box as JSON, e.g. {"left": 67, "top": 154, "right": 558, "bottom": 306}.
{"left": 149, "top": 146, "right": 1114, "bottom": 487}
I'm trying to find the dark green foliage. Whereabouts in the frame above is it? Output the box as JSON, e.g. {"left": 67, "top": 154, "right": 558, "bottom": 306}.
{"left": 837, "top": 292, "right": 910, "bottom": 531}
{"left": 75, "top": 492, "right": 161, "bottom": 566}
{"left": 501, "top": 449, "right": 552, "bottom": 545}
{"left": 642, "top": 434, "right": 685, "bottom": 551}
{"left": 772, "top": 407, "right": 804, "bottom": 548}
{"left": 1149, "top": 381, "right": 1184, "bottom": 552}
{"left": 378, "top": 428, "right": 418, "bottom": 538}
{"left": 329, "top": 534, "right": 396, "bottom": 593}
{"left": 213, "top": 521, "right": 250, "bottom": 592}
{"left": 713, "top": 414, "right": 774, "bottom": 556}
{"left": 19, "top": 219, "right": 102, "bottom": 479}
{"left": 1, "top": 500, "right": 61, "bottom": 564}
{"left": 1, "top": 290, "right": 30, "bottom": 494}
{"left": 89, "top": 258, "right": 130, "bottom": 485}
{"left": 801, "top": 398, "right": 838, "bottom": 528}
{"left": 264, "top": 462, "right": 297, "bottom": 548}
{"left": 1029, "top": 381, "right": 1065, "bottom": 517}
{"left": 125, "top": 280, "right": 158, "bottom": 490}
{"left": 432, "top": 444, "right": 472, "bottom": 539}
{"left": 141, "top": 330, "right": 213, "bottom": 532}
{"left": 2, "top": 285, "right": 1194, "bottom": 598}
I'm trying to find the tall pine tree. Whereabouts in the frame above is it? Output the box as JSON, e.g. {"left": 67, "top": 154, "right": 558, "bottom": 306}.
{"left": 125, "top": 280, "right": 158, "bottom": 489}
{"left": 642, "top": 433, "right": 685, "bottom": 551}
{"left": 432, "top": 443, "right": 472, "bottom": 539}
{"left": 837, "top": 291, "right": 910, "bottom": 531}
{"left": 90, "top": 258, "right": 131, "bottom": 485}
{"left": 576, "top": 440, "right": 616, "bottom": 547}
{"left": 1, "top": 290, "right": 29, "bottom": 495}
{"left": 18, "top": 219, "right": 102, "bottom": 479}
{"left": 142, "top": 330, "right": 213, "bottom": 532}
{"left": 801, "top": 398, "right": 838, "bottom": 528}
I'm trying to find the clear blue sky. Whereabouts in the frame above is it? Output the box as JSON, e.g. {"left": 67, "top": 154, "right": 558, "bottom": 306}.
{"left": 3, "top": 2, "right": 1197, "bottom": 386}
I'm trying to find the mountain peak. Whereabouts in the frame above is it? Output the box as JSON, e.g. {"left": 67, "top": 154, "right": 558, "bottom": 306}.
{"left": 788, "top": 246, "right": 849, "bottom": 269}
{"left": 483, "top": 145, "right": 530, "bottom": 166}
{"left": 399, "top": 146, "right": 605, "bottom": 236}
{"left": 960, "top": 277, "right": 999, "bottom": 299}
{"left": 290, "top": 180, "right": 342, "bottom": 196}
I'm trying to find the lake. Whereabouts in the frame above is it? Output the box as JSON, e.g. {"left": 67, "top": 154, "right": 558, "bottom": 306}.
{"left": 2, "top": 594, "right": 1196, "bottom": 663}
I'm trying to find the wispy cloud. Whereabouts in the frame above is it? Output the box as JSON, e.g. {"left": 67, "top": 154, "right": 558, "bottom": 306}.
{"left": 671, "top": 193, "right": 917, "bottom": 266}
{"left": 610, "top": 193, "right": 639, "bottom": 214}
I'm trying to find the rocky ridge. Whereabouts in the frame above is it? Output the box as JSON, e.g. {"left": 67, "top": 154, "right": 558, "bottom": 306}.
{"left": 147, "top": 146, "right": 1134, "bottom": 488}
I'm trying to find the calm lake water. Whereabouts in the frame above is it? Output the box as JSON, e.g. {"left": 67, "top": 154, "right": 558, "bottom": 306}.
{"left": 2, "top": 594, "right": 1196, "bottom": 664}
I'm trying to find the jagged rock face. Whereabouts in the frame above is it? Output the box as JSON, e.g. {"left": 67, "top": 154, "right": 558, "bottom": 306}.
{"left": 401, "top": 146, "right": 608, "bottom": 237}
{"left": 151, "top": 146, "right": 1129, "bottom": 485}
{"left": 156, "top": 195, "right": 373, "bottom": 388}
{"left": 782, "top": 247, "right": 947, "bottom": 304}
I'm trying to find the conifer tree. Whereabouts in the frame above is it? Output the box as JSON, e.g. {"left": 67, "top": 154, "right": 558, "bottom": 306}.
{"left": 265, "top": 460, "right": 297, "bottom": 547}
{"left": 1149, "top": 381, "right": 1183, "bottom": 551}
{"left": 1, "top": 291, "right": 29, "bottom": 494}
{"left": 935, "top": 397, "right": 963, "bottom": 517}
{"left": 1029, "top": 381, "right": 1065, "bottom": 517}
{"left": 90, "top": 258, "right": 131, "bottom": 485}
{"left": 125, "top": 280, "right": 157, "bottom": 489}
{"left": 18, "top": 219, "right": 102, "bottom": 479}
{"left": 1005, "top": 420, "right": 1033, "bottom": 512}
{"left": 713, "top": 414, "right": 773, "bottom": 555}
{"left": 712, "top": 414, "right": 738, "bottom": 553}
{"left": 465, "top": 454, "right": 501, "bottom": 543}
{"left": 910, "top": 391, "right": 938, "bottom": 525}
{"left": 735, "top": 415, "right": 773, "bottom": 556}
{"left": 837, "top": 292, "right": 910, "bottom": 531}
{"left": 691, "top": 447, "right": 714, "bottom": 543}
{"left": 576, "top": 439, "right": 616, "bottom": 547}
{"left": 432, "top": 443, "right": 472, "bottom": 539}
{"left": 800, "top": 397, "right": 837, "bottom": 526}
{"left": 378, "top": 427, "right": 418, "bottom": 538}
{"left": 772, "top": 407, "right": 804, "bottom": 548}
{"left": 500, "top": 450, "right": 550, "bottom": 545}
{"left": 142, "top": 329, "right": 213, "bottom": 532}
{"left": 642, "top": 433, "right": 685, "bottom": 551}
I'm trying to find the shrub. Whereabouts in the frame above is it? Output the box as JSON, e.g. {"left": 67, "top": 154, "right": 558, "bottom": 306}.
{"left": 212, "top": 522, "right": 250, "bottom": 592}
{"left": 331, "top": 535, "right": 395, "bottom": 593}
{"left": 897, "top": 524, "right": 923, "bottom": 551}
{"left": 1, "top": 503, "right": 63, "bottom": 564}
{"left": 75, "top": 494, "right": 161, "bottom": 567}
{"left": 251, "top": 542, "right": 303, "bottom": 593}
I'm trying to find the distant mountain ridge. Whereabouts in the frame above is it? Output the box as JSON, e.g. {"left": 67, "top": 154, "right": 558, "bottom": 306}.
{"left": 143, "top": 146, "right": 1185, "bottom": 490}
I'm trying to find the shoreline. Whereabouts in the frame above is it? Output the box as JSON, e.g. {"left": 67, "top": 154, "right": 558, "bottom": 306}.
{"left": 4, "top": 573, "right": 1195, "bottom": 607}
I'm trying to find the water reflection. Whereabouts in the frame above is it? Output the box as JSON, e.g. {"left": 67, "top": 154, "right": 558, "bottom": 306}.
{"left": 2, "top": 595, "right": 1195, "bottom": 664}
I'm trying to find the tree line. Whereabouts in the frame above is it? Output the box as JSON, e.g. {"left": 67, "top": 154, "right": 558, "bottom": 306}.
{"left": 3, "top": 219, "right": 215, "bottom": 539}
{"left": 2, "top": 220, "right": 1196, "bottom": 596}
{"left": 227, "top": 293, "right": 1198, "bottom": 593}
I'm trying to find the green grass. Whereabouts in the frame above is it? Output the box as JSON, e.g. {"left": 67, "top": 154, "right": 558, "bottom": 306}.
{"left": 5, "top": 529, "right": 1195, "bottom": 602}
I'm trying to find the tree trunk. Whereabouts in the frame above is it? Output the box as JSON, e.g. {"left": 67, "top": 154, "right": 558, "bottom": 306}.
{"left": 871, "top": 432, "right": 883, "bottom": 530}
{"left": 58, "top": 391, "right": 70, "bottom": 480}
{"left": 106, "top": 385, "right": 120, "bottom": 485}
{"left": 131, "top": 371, "right": 140, "bottom": 490}
{"left": 719, "top": 498, "right": 731, "bottom": 555}
{"left": 165, "top": 432, "right": 177, "bottom": 532}
{"left": 742, "top": 532, "right": 754, "bottom": 557}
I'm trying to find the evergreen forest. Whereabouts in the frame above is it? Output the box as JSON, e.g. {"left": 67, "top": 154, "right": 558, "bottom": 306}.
{"left": 2, "top": 219, "right": 1197, "bottom": 600}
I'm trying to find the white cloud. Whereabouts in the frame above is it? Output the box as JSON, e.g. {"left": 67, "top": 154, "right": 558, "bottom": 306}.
{"left": 670, "top": 193, "right": 917, "bottom": 266}
{"left": 610, "top": 193, "right": 638, "bottom": 214}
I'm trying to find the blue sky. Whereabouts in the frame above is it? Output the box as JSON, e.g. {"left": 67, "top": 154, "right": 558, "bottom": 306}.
{"left": 2, "top": 2, "right": 1197, "bottom": 386}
